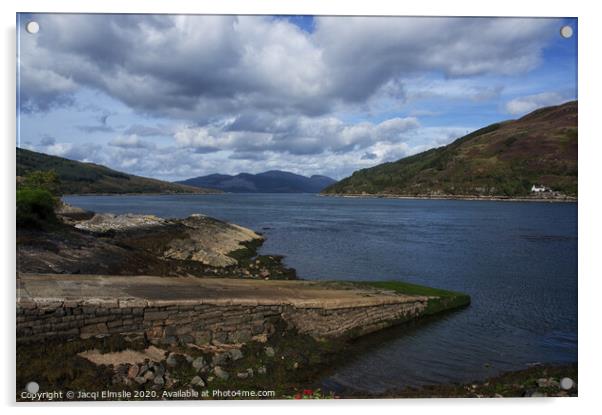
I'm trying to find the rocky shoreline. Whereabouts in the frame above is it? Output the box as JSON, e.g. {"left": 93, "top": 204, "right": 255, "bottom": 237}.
{"left": 18, "top": 203, "right": 296, "bottom": 280}
{"left": 16, "top": 328, "right": 576, "bottom": 400}
{"left": 320, "top": 193, "right": 577, "bottom": 203}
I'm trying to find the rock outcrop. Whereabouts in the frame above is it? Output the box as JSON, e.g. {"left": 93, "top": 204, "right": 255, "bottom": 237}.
{"left": 17, "top": 211, "right": 296, "bottom": 278}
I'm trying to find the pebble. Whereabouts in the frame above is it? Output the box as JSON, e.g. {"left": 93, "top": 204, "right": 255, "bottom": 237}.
{"left": 154, "top": 364, "right": 165, "bottom": 377}
{"left": 257, "top": 366, "right": 267, "bottom": 375}
{"left": 214, "top": 366, "right": 229, "bottom": 380}
{"left": 134, "top": 376, "right": 147, "bottom": 385}
{"left": 237, "top": 371, "right": 249, "bottom": 379}
{"left": 212, "top": 353, "right": 229, "bottom": 366}
{"left": 154, "top": 376, "right": 165, "bottom": 386}
{"left": 229, "top": 348, "right": 244, "bottom": 361}
{"left": 127, "top": 364, "right": 139, "bottom": 379}
{"left": 192, "top": 356, "right": 207, "bottom": 371}
{"left": 536, "top": 377, "right": 559, "bottom": 388}
{"left": 166, "top": 353, "right": 178, "bottom": 368}
{"left": 190, "top": 376, "right": 205, "bottom": 387}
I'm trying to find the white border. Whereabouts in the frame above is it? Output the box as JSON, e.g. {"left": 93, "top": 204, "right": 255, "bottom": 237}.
{"left": 2, "top": 1, "right": 600, "bottom": 415}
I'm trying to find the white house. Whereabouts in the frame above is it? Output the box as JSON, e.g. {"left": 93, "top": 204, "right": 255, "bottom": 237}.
{"left": 531, "top": 184, "right": 550, "bottom": 193}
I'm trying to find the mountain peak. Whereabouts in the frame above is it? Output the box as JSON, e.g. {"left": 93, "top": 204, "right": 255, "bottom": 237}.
{"left": 177, "top": 170, "right": 337, "bottom": 193}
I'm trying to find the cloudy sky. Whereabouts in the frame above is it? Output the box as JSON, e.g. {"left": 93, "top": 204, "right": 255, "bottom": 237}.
{"left": 17, "top": 14, "right": 577, "bottom": 181}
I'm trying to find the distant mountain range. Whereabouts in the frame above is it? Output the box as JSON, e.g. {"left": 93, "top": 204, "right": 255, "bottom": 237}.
{"left": 17, "top": 148, "right": 217, "bottom": 195}
{"left": 177, "top": 170, "right": 337, "bottom": 193}
{"left": 322, "top": 101, "right": 577, "bottom": 198}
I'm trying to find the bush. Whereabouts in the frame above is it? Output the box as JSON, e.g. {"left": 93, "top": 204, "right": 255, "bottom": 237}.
{"left": 16, "top": 188, "right": 58, "bottom": 228}
{"left": 21, "top": 170, "right": 60, "bottom": 195}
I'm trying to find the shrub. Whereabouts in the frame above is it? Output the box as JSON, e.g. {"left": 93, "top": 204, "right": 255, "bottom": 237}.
{"left": 21, "top": 170, "right": 60, "bottom": 195}
{"left": 16, "top": 187, "right": 58, "bottom": 228}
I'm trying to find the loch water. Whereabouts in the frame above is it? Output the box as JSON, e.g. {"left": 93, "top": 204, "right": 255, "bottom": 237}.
{"left": 64, "top": 193, "right": 578, "bottom": 393}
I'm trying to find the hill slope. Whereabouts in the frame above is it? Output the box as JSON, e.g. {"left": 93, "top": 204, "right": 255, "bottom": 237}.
{"left": 322, "top": 101, "right": 577, "bottom": 198}
{"left": 17, "top": 148, "right": 217, "bottom": 195}
{"left": 178, "top": 170, "right": 337, "bottom": 193}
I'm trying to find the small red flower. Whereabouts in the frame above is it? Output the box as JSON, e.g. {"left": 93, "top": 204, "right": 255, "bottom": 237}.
{"left": 294, "top": 393, "right": 302, "bottom": 399}
{"left": 303, "top": 389, "right": 313, "bottom": 396}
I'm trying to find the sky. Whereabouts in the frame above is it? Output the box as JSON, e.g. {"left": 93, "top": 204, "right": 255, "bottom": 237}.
{"left": 17, "top": 14, "right": 577, "bottom": 181}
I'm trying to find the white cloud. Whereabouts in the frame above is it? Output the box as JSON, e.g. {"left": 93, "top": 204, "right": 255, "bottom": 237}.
{"left": 173, "top": 115, "right": 419, "bottom": 156}
{"left": 504, "top": 92, "right": 568, "bottom": 115}
{"left": 18, "top": 15, "right": 567, "bottom": 181}
{"left": 20, "top": 15, "right": 557, "bottom": 120}
{"left": 109, "top": 135, "right": 156, "bottom": 149}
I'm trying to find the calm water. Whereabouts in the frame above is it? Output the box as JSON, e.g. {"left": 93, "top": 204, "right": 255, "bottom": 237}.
{"left": 64, "top": 193, "right": 578, "bottom": 393}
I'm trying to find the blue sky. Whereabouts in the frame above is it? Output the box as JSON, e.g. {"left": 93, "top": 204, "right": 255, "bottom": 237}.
{"left": 17, "top": 14, "right": 577, "bottom": 180}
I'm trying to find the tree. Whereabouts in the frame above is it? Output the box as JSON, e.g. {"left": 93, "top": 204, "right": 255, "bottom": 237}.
{"left": 17, "top": 170, "right": 61, "bottom": 228}
{"left": 21, "top": 170, "right": 61, "bottom": 195}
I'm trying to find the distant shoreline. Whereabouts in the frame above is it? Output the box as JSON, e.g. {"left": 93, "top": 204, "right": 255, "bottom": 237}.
{"left": 63, "top": 192, "right": 578, "bottom": 203}
{"left": 320, "top": 193, "right": 577, "bottom": 203}
{"left": 63, "top": 191, "right": 221, "bottom": 197}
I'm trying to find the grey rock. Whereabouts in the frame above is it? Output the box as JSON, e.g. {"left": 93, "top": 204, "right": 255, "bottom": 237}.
{"left": 229, "top": 348, "right": 243, "bottom": 361}
{"left": 75, "top": 213, "right": 166, "bottom": 233}
{"left": 153, "top": 364, "right": 165, "bottom": 377}
{"left": 143, "top": 370, "right": 155, "bottom": 381}
{"left": 154, "top": 376, "right": 165, "bottom": 386}
{"left": 192, "top": 356, "right": 207, "bottom": 371}
{"left": 134, "top": 376, "right": 147, "bottom": 385}
{"left": 237, "top": 371, "right": 249, "bottom": 379}
{"left": 257, "top": 366, "right": 267, "bottom": 375}
{"left": 212, "top": 353, "right": 229, "bottom": 366}
{"left": 214, "top": 366, "right": 229, "bottom": 380}
{"left": 190, "top": 376, "right": 205, "bottom": 387}
{"left": 166, "top": 353, "right": 178, "bottom": 368}
{"left": 536, "top": 377, "right": 559, "bottom": 388}
{"left": 264, "top": 346, "right": 275, "bottom": 358}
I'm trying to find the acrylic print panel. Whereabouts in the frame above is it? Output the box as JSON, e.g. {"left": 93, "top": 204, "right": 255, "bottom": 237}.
{"left": 16, "top": 14, "right": 577, "bottom": 401}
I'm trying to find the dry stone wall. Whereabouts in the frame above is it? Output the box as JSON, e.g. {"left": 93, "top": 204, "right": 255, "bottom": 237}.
{"left": 16, "top": 297, "right": 430, "bottom": 345}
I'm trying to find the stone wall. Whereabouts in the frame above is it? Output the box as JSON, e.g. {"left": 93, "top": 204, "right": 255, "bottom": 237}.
{"left": 16, "top": 297, "right": 429, "bottom": 345}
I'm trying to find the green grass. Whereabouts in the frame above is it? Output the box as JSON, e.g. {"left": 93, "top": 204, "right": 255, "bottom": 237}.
{"left": 354, "top": 280, "right": 471, "bottom": 315}
{"left": 357, "top": 280, "right": 465, "bottom": 297}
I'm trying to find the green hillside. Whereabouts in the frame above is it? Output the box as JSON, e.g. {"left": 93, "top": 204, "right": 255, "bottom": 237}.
{"left": 323, "top": 101, "right": 577, "bottom": 198}
{"left": 16, "top": 148, "right": 218, "bottom": 195}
